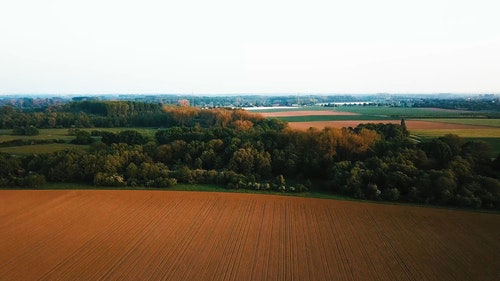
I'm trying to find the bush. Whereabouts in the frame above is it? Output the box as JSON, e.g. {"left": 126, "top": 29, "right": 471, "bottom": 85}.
{"left": 72, "top": 130, "right": 94, "bottom": 145}
{"left": 22, "top": 173, "right": 46, "bottom": 188}
{"left": 383, "top": 188, "right": 400, "bottom": 201}
{"left": 12, "top": 126, "right": 39, "bottom": 136}
{"left": 94, "top": 172, "right": 126, "bottom": 187}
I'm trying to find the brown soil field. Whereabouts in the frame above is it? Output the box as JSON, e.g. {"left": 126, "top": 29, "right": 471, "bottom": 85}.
{"left": 260, "top": 110, "right": 360, "bottom": 117}
{"left": 1, "top": 190, "right": 499, "bottom": 281}
{"left": 288, "top": 120, "right": 492, "bottom": 130}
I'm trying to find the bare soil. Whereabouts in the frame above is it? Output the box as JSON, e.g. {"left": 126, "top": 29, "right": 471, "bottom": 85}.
{"left": 288, "top": 120, "right": 492, "bottom": 130}
{"left": 1, "top": 190, "right": 499, "bottom": 281}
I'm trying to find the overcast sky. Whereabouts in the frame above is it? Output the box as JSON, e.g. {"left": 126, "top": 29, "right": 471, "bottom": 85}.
{"left": 1, "top": 0, "right": 499, "bottom": 95}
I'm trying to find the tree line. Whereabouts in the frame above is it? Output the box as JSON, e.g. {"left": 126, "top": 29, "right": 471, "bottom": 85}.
{"left": 413, "top": 98, "right": 500, "bottom": 113}
{"left": 0, "top": 102, "right": 499, "bottom": 209}
{"left": 0, "top": 101, "right": 286, "bottom": 129}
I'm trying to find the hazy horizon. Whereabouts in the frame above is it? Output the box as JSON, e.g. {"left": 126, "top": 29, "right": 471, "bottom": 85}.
{"left": 1, "top": 0, "right": 499, "bottom": 95}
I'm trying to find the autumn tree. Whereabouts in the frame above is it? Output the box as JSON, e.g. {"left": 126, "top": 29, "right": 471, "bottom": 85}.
{"left": 163, "top": 106, "right": 200, "bottom": 126}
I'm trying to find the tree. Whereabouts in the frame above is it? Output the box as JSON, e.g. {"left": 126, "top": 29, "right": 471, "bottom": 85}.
{"left": 163, "top": 106, "right": 199, "bottom": 126}
{"left": 421, "top": 139, "right": 453, "bottom": 167}
{"left": 366, "top": 183, "right": 381, "bottom": 200}
{"left": 23, "top": 173, "right": 46, "bottom": 188}
{"left": 214, "top": 108, "right": 232, "bottom": 127}
{"left": 178, "top": 99, "right": 190, "bottom": 107}
{"left": 449, "top": 156, "right": 473, "bottom": 183}
{"left": 229, "top": 148, "right": 254, "bottom": 175}
{"left": 383, "top": 188, "right": 400, "bottom": 201}
{"left": 254, "top": 151, "right": 272, "bottom": 178}
{"left": 400, "top": 118, "right": 408, "bottom": 135}
{"left": 25, "top": 126, "right": 40, "bottom": 136}
{"left": 431, "top": 169, "right": 457, "bottom": 205}
{"left": 276, "top": 174, "right": 286, "bottom": 191}
{"left": 12, "top": 126, "right": 39, "bottom": 136}
{"left": 94, "top": 172, "right": 126, "bottom": 187}
{"left": 72, "top": 130, "right": 93, "bottom": 144}
{"left": 461, "top": 140, "right": 492, "bottom": 171}
{"left": 232, "top": 120, "right": 254, "bottom": 131}
{"left": 439, "top": 134, "right": 464, "bottom": 156}
{"left": 118, "top": 130, "right": 145, "bottom": 145}
{"left": 0, "top": 153, "right": 24, "bottom": 186}
{"left": 200, "top": 149, "right": 217, "bottom": 169}
{"left": 99, "top": 131, "right": 119, "bottom": 145}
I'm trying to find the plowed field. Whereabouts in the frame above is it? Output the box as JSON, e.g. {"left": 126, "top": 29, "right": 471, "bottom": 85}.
{"left": 288, "top": 120, "right": 493, "bottom": 130}
{"left": 1, "top": 190, "right": 499, "bottom": 281}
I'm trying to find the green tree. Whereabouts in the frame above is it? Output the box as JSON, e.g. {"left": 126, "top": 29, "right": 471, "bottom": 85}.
{"left": 72, "top": 130, "right": 94, "bottom": 144}
{"left": 12, "top": 126, "right": 39, "bottom": 136}
{"left": 276, "top": 174, "right": 286, "bottom": 191}
{"left": 22, "top": 173, "right": 46, "bottom": 188}
{"left": 383, "top": 188, "right": 400, "bottom": 201}
{"left": 400, "top": 118, "right": 408, "bottom": 136}
{"left": 229, "top": 148, "right": 254, "bottom": 175}
{"left": 94, "top": 172, "right": 126, "bottom": 187}
{"left": 118, "top": 130, "right": 146, "bottom": 145}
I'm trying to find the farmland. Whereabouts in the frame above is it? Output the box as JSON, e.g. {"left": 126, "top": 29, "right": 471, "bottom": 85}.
{"left": 256, "top": 106, "right": 500, "bottom": 156}
{"left": 256, "top": 106, "right": 498, "bottom": 121}
{"left": 0, "top": 128, "right": 158, "bottom": 143}
{"left": 420, "top": 119, "right": 500, "bottom": 128}
{"left": 0, "top": 143, "right": 86, "bottom": 155}
{"left": 285, "top": 120, "right": 497, "bottom": 130}
{"left": 1, "top": 190, "right": 499, "bottom": 281}
{"left": 255, "top": 105, "right": 485, "bottom": 117}
{"left": 0, "top": 128, "right": 158, "bottom": 156}
{"left": 1, "top": 102, "right": 499, "bottom": 210}
{"left": 1, "top": 105, "right": 498, "bottom": 156}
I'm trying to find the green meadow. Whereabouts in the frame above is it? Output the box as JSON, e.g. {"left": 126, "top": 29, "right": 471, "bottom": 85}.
{"left": 410, "top": 128, "right": 500, "bottom": 138}
{"left": 410, "top": 129, "right": 500, "bottom": 157}
{"left": 420, "top": 119, "right": 500, "bottom": 128}
{"left": 0, "top": 129, "right": 73, "bottom": 142}
{"left": 334, "top": 106, "right": 479, "bottom": 118}
{"left": 0, "top": 128, "right": 159, "bottom": 156}
{"left": 0, "top": 143, "right": 87, "bottom": 155}
{"left": 253, "top": 106, "right": 486, "bottom": 118}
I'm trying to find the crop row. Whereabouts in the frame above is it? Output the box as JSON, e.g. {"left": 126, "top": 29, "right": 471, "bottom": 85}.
{"left": 1, "top": 190, "right": 499, "bottom": 280}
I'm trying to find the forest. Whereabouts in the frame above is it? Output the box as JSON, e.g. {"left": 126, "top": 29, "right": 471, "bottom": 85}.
{"left": 1, "top": 100, "right": 499, "bottom": 210}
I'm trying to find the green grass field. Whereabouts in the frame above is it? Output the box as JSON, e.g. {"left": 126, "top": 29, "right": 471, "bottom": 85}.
{"left": 84, "top": 127, "right": 158, "bottom": 139}
{"left": 0, "top": 129, "right": 74, "bottom": 142}
{"left": 20, "top": 182, "right": 355, "bottom": 201}
{"left": 332, "top": 106, "right": 488, "bottom": 118}
{"left": 0, "top": 128, "right": 159, "bottom": 156}
{"left": 411, "top": 129, "right": 500, "bottom": 157}
{"left": 410, "top": 128, "right": 500, "bottom": 138}
{"left": 252, "top": 106, "right": 486, "bottom": 118}
{"left": 420, "top": 119, "right": 500, "bottom": 128}
{"left": 0, "top": 143, "right": 87, "bottom": 155}
{"left": 0, "top": 128, "right": 159, "bottom": 142}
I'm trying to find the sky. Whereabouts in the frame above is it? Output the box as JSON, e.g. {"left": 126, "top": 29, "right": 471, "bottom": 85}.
{"left": 1, "top": 0, "right": 499, "bottom": 95}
